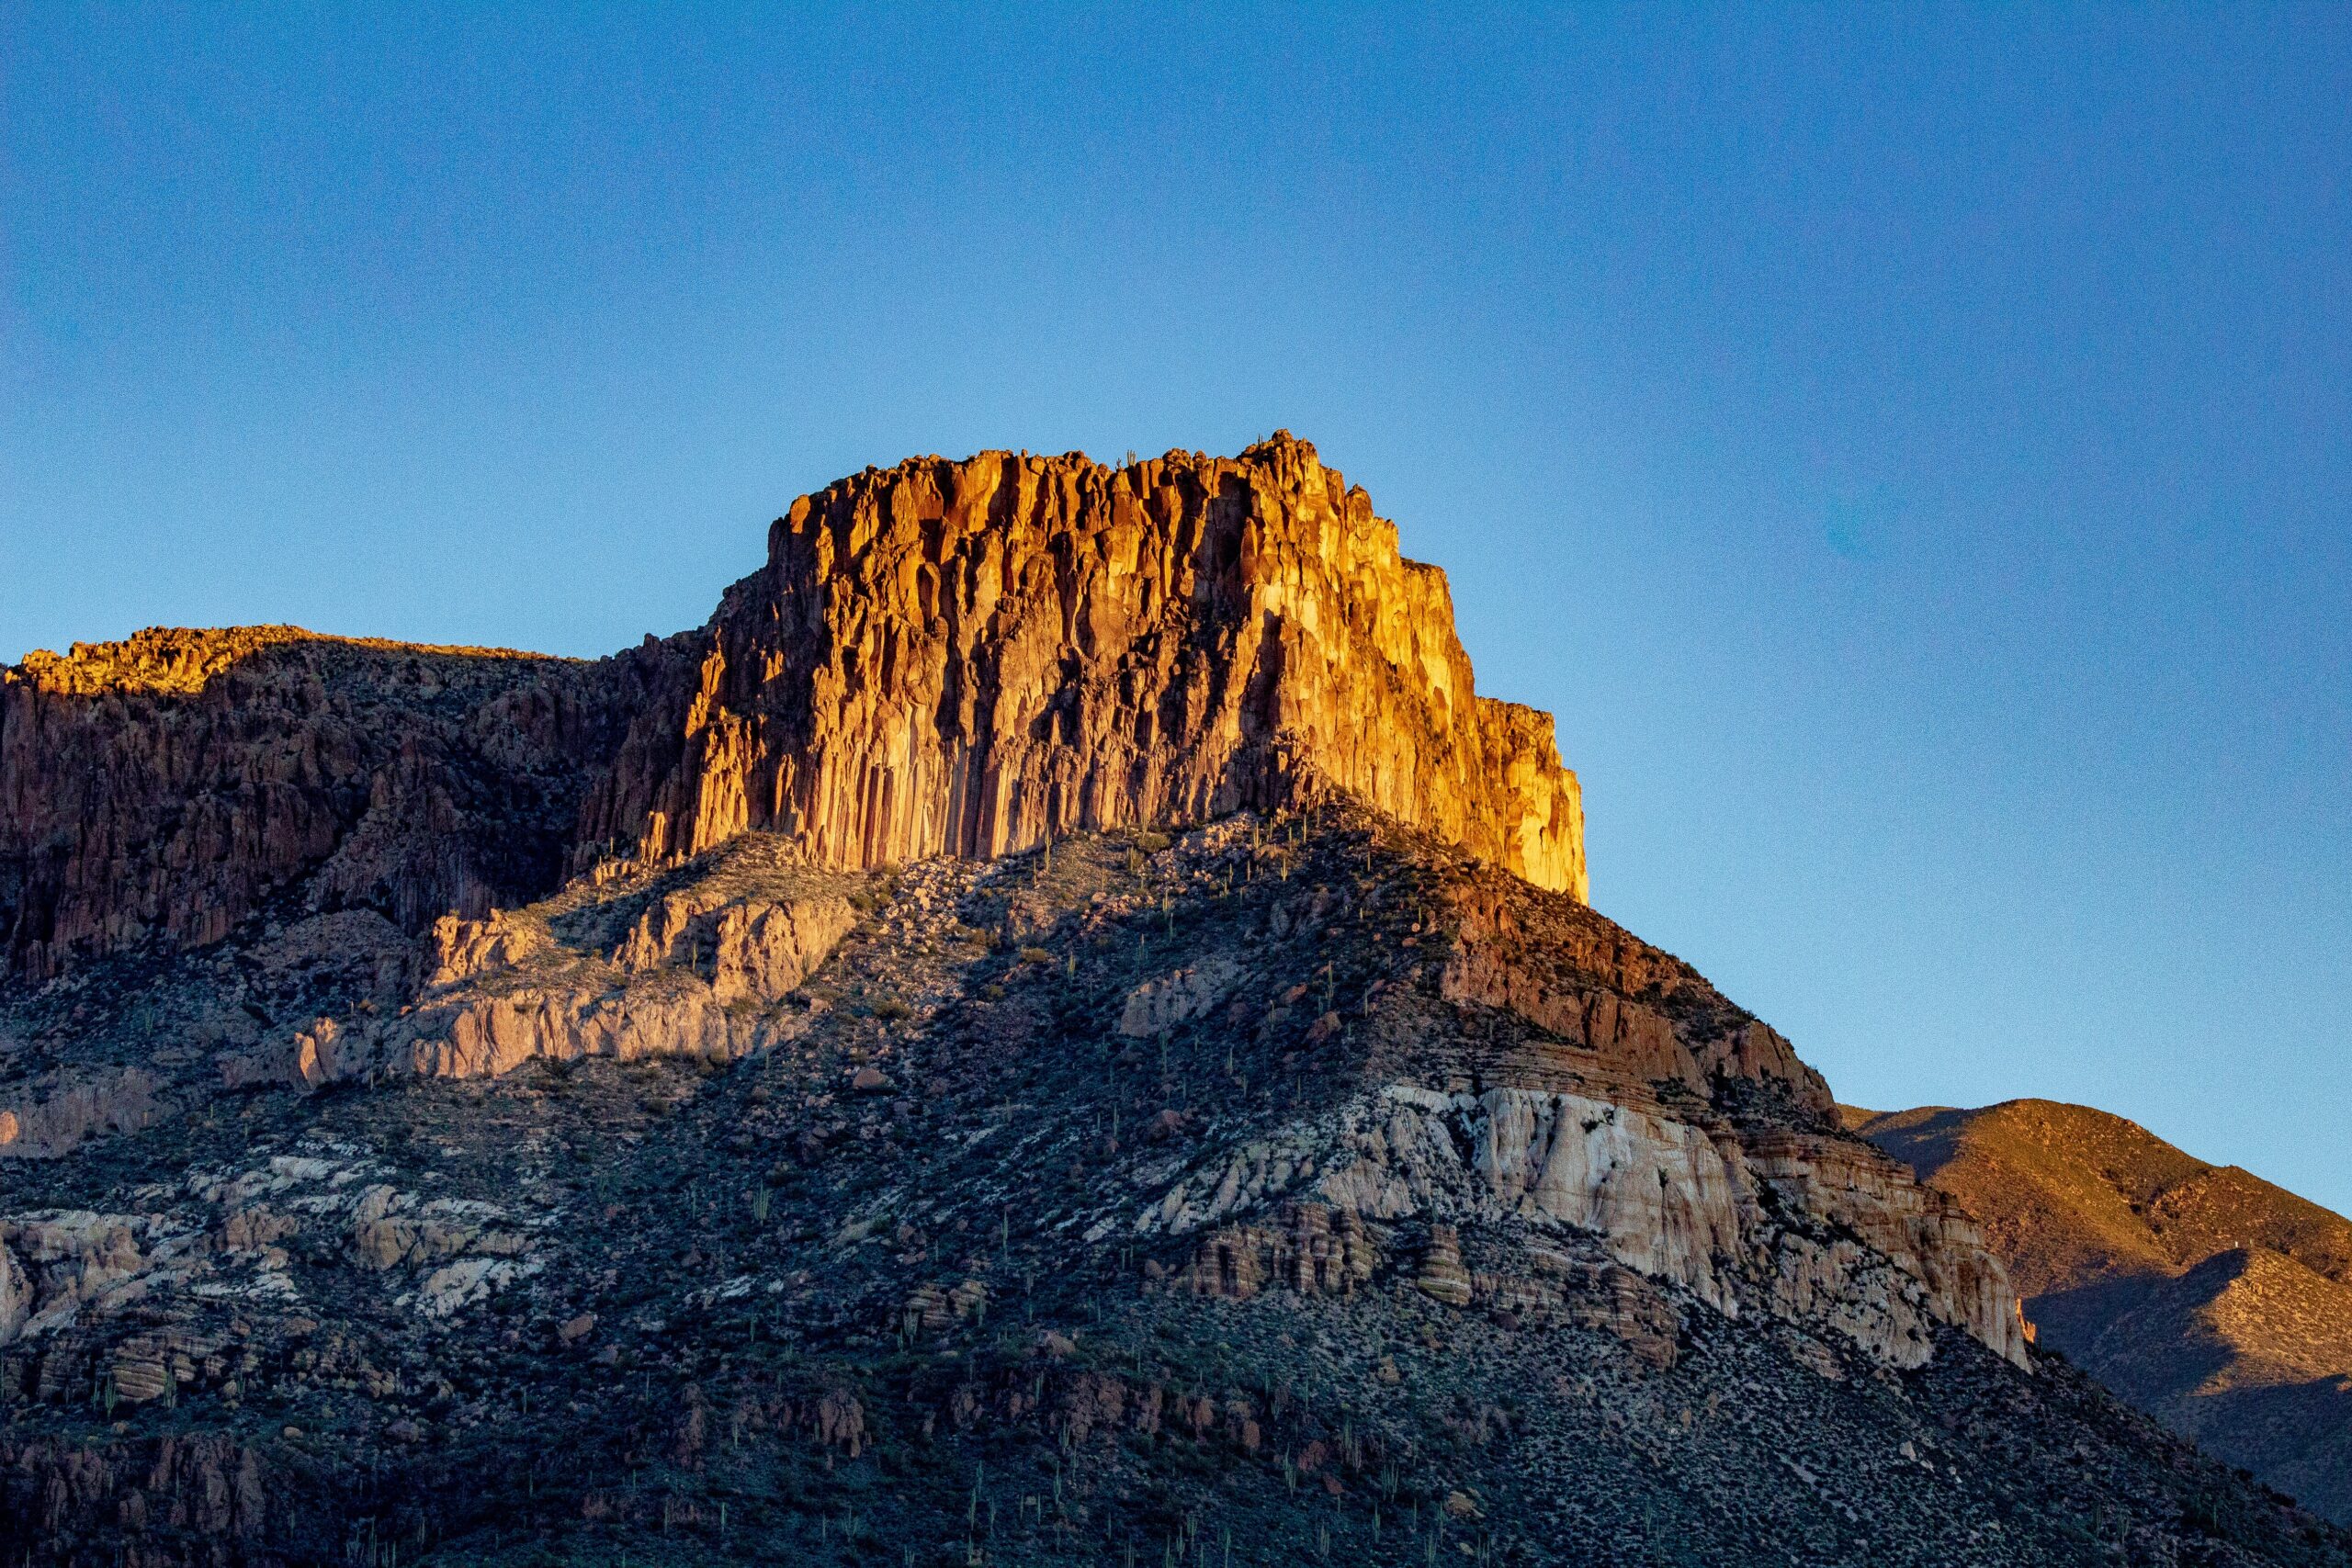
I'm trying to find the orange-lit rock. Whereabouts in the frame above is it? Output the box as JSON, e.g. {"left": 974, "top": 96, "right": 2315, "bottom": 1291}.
{"left": 6, "top": 439, "right": 1581, "bottom": 985}
{"left": 581, "top": 434, "right": 1586, "bottom": 897}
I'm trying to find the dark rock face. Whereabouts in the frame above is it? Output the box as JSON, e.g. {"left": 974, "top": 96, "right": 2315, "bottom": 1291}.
{"left": 0, "top": 1431, "right": 346, "bottom": 1568}
{"left": 0, "top": 626, "right": 678, "bottom": 982}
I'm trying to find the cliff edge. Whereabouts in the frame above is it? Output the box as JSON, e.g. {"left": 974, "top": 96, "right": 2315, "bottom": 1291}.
{"left": 580, "top": 433, "right": 1585, "bottom": 894}
{"left": 1, "top": 435, "right": 1582, "bottom": 986}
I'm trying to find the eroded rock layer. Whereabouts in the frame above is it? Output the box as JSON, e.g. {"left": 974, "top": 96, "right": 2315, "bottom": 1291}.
{"left": 5, "top": 438, "right": 1581, "bottom": 987}
{"left": 0, "top": 626, "right": 677, "bottom": 981}
{"left": 579, "top": 434, "right": 1587, "bottom": 897}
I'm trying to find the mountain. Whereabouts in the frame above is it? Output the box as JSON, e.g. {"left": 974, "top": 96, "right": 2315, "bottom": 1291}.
{"left": 1852, "top": 1100, "right": 2352, "bottom": 1523}
{"left": 2, "top": 436, "right": 2345, "bottom": 1566}
{"left": 0, "top": 435, "right": 1580, "bottom": 987}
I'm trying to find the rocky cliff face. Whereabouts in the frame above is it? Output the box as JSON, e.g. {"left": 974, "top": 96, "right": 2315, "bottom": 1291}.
{"left": 0, "top": 626, "right": 675, "bottom": 982}
{"left": 577, "top": 434, "right": 1586, "bottom": 897}
{"left": 3, "top": 438, "right": 1579, "bottom": 988}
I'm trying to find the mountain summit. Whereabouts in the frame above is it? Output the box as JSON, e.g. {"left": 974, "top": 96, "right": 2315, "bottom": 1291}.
{"left": 0, "top": 435, "right": 1579, "bottom": 987}
{"left": 580, "top": 434, "right": 1587, "bottom": 893}
{"left": 1854, "top": 1099, "right": 2352, "bottom": 1523}
{"left": 2, "top": 443, "right": 2344, "bottom": 1565}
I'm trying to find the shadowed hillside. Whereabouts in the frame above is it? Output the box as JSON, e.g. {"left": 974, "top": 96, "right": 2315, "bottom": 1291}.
{"left": 1854, "top": 1099, "right": 2352, "bottom": 1523}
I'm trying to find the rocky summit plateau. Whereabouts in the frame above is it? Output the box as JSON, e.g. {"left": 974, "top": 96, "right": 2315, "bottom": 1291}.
{"left": 0, "top": 435, "right": 2344, "bottom": 1566}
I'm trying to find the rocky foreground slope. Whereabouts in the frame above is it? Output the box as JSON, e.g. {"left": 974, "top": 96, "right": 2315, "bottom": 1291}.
{"left": 2, "top": 437, "right": 2345, "bottom": 1565}
{"left": 1854, "top": 1100, "right": 2352, "bottom": 1525}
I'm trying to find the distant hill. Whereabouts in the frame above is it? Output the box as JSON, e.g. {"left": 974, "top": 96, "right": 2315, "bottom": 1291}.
{"left": 1851, "top": 1099, "right": 2352, "bottom": 1522}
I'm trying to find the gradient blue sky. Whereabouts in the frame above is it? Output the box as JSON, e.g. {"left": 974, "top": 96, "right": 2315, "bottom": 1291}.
{"left": 6, "top": 6, "right": 2347, "bottom": 1210}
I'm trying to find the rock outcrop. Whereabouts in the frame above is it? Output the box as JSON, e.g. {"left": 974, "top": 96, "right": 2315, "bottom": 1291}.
{"left": 1743, "top": 1128, "right": 2028, "bottom": 1369}
{"left": 278, "top": 846, "right": 861, "bottom": 1087}
{"left": 1149, "top": 1081, "right": 2028, "bottom": 1371}
{"left": 1173, "top": 1201, "right": 1379, "bottom": 1302}
{"left": 605, "top": 886, "right": 855, "bottom": 1006}
{"left": 579, "top": 434, "right": 1586, "bottom": 897}
{"left": 0, "top": 626, "right": 675, "bottom": 981}
{"left": 1118, "top": 957, "right": 1244, "bottom": 1038}
{"left": 4, "top": 438, "right": 1582, "bottom": 986}
{"left": 0, "top": 1067, "right": 170, "bottom": 1158}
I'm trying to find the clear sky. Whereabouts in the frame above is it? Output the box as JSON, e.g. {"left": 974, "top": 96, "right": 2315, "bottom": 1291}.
{"left": 6, "top": 6, "right": 2347, "bottom": 1212}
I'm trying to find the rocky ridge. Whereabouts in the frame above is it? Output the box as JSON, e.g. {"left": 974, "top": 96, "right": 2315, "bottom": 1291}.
{"left": 1, "top": 435, "right": 1581, "bottom": 992}
{"left": 1855, "top": 1100, "right": 2352, "bottom": 1524}
{"left": 0, "top": 626, "right": 678, "bottom": 984}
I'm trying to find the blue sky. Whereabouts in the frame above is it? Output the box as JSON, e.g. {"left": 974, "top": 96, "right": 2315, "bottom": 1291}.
{"left": 6, "top": 6, "right": 2347, "bottom": 1211}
